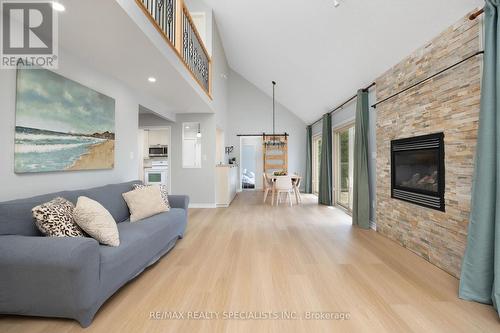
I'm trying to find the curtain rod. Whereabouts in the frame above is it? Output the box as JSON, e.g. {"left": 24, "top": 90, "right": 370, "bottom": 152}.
{"left": 237, "top": 133, "right": 289, "bottom": 137}
{"left": 309, "top": 82, "right": 376, "bottom": 127}
{"left": 469, "top": 8, "right": 484, "bottom": 20}
{"left": 371, "top": 50, "right": 484, "bottom": 109}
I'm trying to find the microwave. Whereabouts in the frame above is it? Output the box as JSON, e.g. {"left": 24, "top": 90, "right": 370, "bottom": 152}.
{"left": 149, "top": 145, "right": 168, "bottom": 157}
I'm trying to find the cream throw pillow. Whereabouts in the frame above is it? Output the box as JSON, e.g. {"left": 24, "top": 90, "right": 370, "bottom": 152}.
{"left": 73, "top": 196, "right": 120, "bottom": 247}
{"left": 132, "top": 184, "right": 170, "bottom": 210}
{"left": 122, "top": 185, "right": 168, "bottom": 222}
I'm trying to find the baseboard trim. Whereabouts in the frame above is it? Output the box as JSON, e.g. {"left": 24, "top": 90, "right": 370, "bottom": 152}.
{"left": 189, "top": 203, "right": 217, "bottom": 209}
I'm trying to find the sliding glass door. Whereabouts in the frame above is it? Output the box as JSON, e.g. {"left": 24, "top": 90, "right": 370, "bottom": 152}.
{"left": 334, "top": 125, "right": 355, "bottom": 212}
{"left": 312, "top": 135, "right": 322, "bottom": 195}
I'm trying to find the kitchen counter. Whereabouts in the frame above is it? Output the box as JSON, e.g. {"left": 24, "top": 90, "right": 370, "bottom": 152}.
{"left": 216, "top": 164, "right": 238, "bottom": 168}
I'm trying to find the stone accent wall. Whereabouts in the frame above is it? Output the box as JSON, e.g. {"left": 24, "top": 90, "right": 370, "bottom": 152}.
{"left": 375, "top": 13, "right": 481, "bottom": 278}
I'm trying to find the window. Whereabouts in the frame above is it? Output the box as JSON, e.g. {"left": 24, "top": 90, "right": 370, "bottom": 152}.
{"left": 182, "top": 122, "right": 201, "bottom": 168}
{"left": 334, "top": 125, "right": 355, "bottom": 212}
{"left": 312, "top": 135, "right": 322, "bottom": 195}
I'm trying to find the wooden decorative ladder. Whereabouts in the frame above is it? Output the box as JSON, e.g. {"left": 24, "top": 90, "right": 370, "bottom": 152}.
{"left": 263, "top": 134, "right": 288, "bottom": 175}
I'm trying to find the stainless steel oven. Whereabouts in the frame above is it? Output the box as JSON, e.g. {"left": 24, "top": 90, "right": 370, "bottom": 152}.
{"left": 149, "top": 145, "right": 168, "bottom": 158}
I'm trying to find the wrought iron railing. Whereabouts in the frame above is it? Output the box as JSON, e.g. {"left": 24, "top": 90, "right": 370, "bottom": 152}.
{"left": 182, "top": 7, "right": 210, "bottom": 93}
{"left": 139, "top": 0, "right": 176, "bottom": 44}
{"left": 136, "top": 0, "right": 211, "bottom": 97}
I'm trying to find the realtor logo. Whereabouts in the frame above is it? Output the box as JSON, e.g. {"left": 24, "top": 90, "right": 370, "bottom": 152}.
{"left": 1, "top": 0, "right": 58, "bottom": 69}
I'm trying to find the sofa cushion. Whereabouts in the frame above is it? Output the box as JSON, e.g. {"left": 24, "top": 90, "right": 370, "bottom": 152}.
{"left": 98, "top": 209, "right": 187, "bottom": 296}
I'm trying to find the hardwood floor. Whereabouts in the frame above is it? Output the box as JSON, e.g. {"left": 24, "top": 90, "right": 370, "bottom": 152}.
{"left": 1, "top": 191, "right": 499, "bottom": 332}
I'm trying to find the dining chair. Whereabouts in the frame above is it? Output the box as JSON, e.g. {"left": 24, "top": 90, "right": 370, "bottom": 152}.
{"left": 274, "top": 175, "right": 294, "bottom": 207}
{"left": 263, "top": 173, "right": 275, "bottom": 204}
{"left": 293, "top": 176, "right": 302, "bottom": 204}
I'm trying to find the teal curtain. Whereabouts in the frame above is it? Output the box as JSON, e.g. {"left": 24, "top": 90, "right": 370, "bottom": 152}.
{"left": 352, "top": 89, "right": 370, "bottom": 229}
{"left": 305, "top": 125, "right": 313, "bottom": 193}
{"left": 318, "top": 114, "right": 332, "bottom": 205}
{"left": 459, "top": 0, "right": 500, "bottom": 316}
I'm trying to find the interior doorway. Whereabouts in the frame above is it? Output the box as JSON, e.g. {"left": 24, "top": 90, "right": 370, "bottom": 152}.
{"left": 239, "top": 136, "right": 263, "bottom": 191}
{"left": 138, "top": 127, "right": 171, "bottom": 193}
{"left": 137, "top": 106, "right": 172, "bottom": 194}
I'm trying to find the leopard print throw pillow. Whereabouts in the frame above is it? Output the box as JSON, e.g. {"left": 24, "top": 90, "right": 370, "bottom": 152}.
{"left": 32, "top": 197, "right": 85, "bottom": 237}
{"left": 132, "top": 184, "right": 170, "bottom": 210}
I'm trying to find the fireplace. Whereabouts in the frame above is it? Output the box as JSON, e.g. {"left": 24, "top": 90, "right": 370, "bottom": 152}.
{"left": 391, "top": 133, "right": 445, "bottom": 211}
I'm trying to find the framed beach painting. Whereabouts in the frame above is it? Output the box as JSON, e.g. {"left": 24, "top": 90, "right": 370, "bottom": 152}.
{"left": 15, "top": 68, "right": 115, "bottom": 173}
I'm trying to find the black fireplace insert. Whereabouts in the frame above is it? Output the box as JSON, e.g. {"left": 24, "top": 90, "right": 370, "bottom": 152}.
{"left": 391, "top": 133, "right": 445, "bottom": 211}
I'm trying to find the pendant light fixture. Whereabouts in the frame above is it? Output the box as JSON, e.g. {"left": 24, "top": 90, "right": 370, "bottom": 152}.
{"left": 197, "top": 123, "right": 202, "bottom": 138}
{"left": 272, "top": 80, "right": 276, "bottom": 144}
{"left": 265, "top": 81, "right": 284, "bottom": 147}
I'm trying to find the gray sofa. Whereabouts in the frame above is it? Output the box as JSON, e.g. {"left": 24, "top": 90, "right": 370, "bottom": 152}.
{"left": 0, "top": 181, "right": 189, "bottom": 327}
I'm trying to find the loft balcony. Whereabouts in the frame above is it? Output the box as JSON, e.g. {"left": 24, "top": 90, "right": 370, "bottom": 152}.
{"left": 136, "top": 0, "right": 212, "bottom": 98}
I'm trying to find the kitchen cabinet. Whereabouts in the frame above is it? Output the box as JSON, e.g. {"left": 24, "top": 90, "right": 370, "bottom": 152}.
{"left": 148, "top": 130, "right": 168, "bottom": 146}
{"left": 216, "top": 165, "right": 238, "bottom": 207}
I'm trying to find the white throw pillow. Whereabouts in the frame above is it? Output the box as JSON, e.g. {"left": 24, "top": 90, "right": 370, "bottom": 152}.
{"left": 122, "top": 185, "right": 168, "bottom": 223}
{"left": 73, "top": 196, "right": 120, "bottom": 247}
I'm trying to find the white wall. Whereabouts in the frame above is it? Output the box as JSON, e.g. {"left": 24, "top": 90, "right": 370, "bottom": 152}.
{"left": 0, "top": 50, "right": 171, "bottom": 201}
{"left": 227, "top": 70, "right": 307, "bottom": 188}
{"left": 211, "top": 20, "right": 230, "bottom": 133}
{"left": 216, "top": 128, "right": 225, "bottom": 164}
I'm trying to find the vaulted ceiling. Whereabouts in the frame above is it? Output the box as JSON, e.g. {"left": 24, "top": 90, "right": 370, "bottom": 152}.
{"left": 204, "top": 0, "right": 483, "bottom": 123}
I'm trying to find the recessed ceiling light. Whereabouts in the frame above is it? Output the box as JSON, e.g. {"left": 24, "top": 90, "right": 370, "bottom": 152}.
{"left": 333, "top": 0, "right": 340, "bottom": 7}
{"left": 148, "top": 77, "right": 156, "bottom": 83}
{"left": 52, "top": 2, "right": 65, "bottom": 12}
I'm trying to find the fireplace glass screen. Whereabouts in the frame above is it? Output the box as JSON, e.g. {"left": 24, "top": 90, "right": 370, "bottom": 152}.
{"left": 393, "top": 149, "right": 439, "bottom": 194}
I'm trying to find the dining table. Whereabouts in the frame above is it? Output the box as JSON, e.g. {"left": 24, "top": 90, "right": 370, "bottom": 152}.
{"left": 267, "top": 174, "right": 302, "bottom": 182}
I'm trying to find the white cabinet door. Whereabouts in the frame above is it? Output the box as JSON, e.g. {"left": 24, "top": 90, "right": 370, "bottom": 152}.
{"left": 148, "top": 130, "right": 168, "bottom": 146}
{"left": 148, "top": 131, "right": 160, "bottom": 146}
{"left": 158, "top": 131, "right": 168, "bottom": 145}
